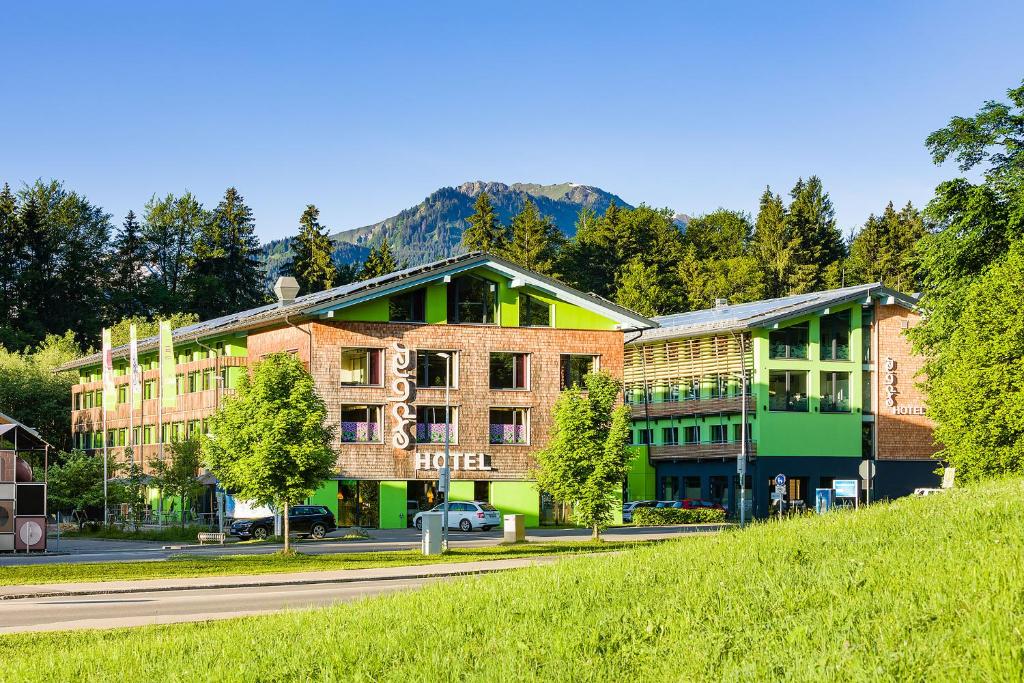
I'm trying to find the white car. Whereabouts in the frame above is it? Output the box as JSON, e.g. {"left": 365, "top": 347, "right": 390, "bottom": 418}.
{"left": 622, "top": 500, "right": 657, "bottom": 523}
{"left": 413, "top": 501, "right": 501, "bottom": 531}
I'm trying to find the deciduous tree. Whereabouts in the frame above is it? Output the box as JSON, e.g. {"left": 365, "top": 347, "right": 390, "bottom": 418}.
{"left": 149, "top": 435, "right": 206, "bottom": 528}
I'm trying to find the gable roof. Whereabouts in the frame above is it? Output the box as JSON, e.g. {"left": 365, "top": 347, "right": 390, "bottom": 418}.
{"left": 631, "top": 283, "right": 919, "bottom": 343}
{"left": 60, "top": 252, "right": 657, "bottom": 371}
{"left": 0, "top": 411, "right": 52, "bottom": 450}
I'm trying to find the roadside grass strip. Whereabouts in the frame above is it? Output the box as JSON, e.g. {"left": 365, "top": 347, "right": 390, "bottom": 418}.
{"left": 2, "top": 479, "right": 1023, "bottom": 681}
{"left": 0, "top": 541, "right": 641, "bottom": 587}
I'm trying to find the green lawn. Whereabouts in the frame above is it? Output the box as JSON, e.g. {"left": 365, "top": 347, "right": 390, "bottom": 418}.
{"left": 0, "top": 542, "right": 641, "bottom": 587}
{"left": 3, "top": 479, "right": 1023, "bottom": 681}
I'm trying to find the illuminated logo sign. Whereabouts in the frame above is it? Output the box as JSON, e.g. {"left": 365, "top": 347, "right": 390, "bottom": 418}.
{"left": 388, "top": 342, "right": 416, "bottom": 449}
{"left": 414, "top": 452, "right": 493, "bottom": 471}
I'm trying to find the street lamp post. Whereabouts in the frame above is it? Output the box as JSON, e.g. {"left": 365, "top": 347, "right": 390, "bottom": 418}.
{"left": 438, "top": 352, "right": 452, "bottom": 551}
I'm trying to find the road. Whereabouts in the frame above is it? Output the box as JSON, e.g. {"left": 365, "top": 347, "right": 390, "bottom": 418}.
{"left": 0, "top": 577, "right": 444, "bottom": 633}
{"left": 0, "top": 524, "right": 725, "bottom": 567}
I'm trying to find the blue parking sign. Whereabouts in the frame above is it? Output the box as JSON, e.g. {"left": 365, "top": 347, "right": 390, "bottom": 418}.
{"left": 775, "top": 473, "right": 786, "bottom": 487}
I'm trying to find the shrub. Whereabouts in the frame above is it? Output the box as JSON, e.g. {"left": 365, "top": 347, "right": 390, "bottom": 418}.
{"left": 633, "top": 506, "right": 726, "bottom": 525}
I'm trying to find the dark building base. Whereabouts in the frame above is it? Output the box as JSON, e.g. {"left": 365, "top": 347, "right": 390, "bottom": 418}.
{"left": 654, "top": 456, "right": 943, "bottom": 519}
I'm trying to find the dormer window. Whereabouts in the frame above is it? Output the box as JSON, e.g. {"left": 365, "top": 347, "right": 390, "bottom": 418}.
{"left": 390, "top": 289, "right": 426, "bottom": 323}
{"left": 447, "top": 275, "right": 495, "bottom": 324}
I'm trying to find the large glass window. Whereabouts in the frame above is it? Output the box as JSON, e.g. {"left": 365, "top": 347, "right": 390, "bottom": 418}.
{"left": 340, "top": 405, "right": 382, "bottom": 443}
{"left": 489, "top": 408, "right": 529, "bottom": 445}
{"left": 661, "top": 426, "right": 678, "bottom": 445}
{"left": 820, "top": 310, "right": 851, "bottom": 360}
{"left": 862, "top": 371, "right": 872, "bottom": 414}
{"left": 768, "top": 370, "right": 809, "bottom": 411}
{"left": 684, "top": 425, "right": 701, "bottom": 444}
{"left": 490, "top": 352, "right": 529, "bottom": 389}
{"left": 821, "top": 372, "right": 851, "bottom": 412}
{"left": 560, "top": 354, "right": 598, "bottom": 389}
{"left": 710, "top": 424, "right": 728, "bottom": 443}
{"left": 415, "top": 406, "right": 456, "bottom": 444}
{"left": 340, "top": 348, "right": 383, "bottom": 386}
{"left": 520, "top": 293, "right": 551, "bottom": 327}
{"left": 634, "top": 428, "right": 653, "bottom": 445}
{"left": 416, "top": 350, "right": 455, "bottom": 388}
{"left": 390, "top": 289, "right": 426, "bottom": 323}
{"left": 447, "top": 275, "right": 495, "bottom": 324}
{"left": 862, "top": 306, "right": 874, "bottom": 362}
{"left": 769, "top": 322, "right": 809, "bottom": 359}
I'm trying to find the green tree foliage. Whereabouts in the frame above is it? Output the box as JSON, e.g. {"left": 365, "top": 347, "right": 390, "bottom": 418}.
{"left": 289, "top": 204, "right": 338, "bottom": 294}
{"left": 683, "top": 209, "right": 752, "bottom": 260}
{"left": 909, "top": 80, "right": 1024, "bottom": 480}
{"left": 846, "top": 202, "right": 925, "bottom": 290}
{"left": 360, "top": 239, "right": 401, "bottom": 279}
{"left": 203, "top": 352, "right": 336, "bottom": 551}
{"left": 46, "top": 450, "right": 108, "bottom": 527}
{"left": 919, "top": 239, "right": 1024, "bottom": 480}
{"left": 534, "top": 371, "right": 632, "bottom": 540}
{"left": 503, "top": 199, "right": 565, "bottom": 276}
{"left": 749, "top": 187, "right": 798, "bottom": 298}
{"left": 143, "top": 192, "right": 208, "bottom": 312}
{"left": 108, "top": 211, "right": 154, "bottom": 320}
{"left": 614, "top": 258, "right": 670, "bottom": 318}
{"left": 149, "top": 435, "right": 205, "bottom": 528}
{"left": 0, "top": 332, "right": 79, "bottom": 449}
{"left": 678, "top": 248, "right": 766, "bottom": 310}
{"left": 786, "top": 176, "right": 846, "bottom": 293}
{"left": 461, "top": 191, "right": 508, "bottom": 254}
{"left": 106, "top": 313, "right": 200, "bottom": 347}
{"left": 120, "top": 452, "right": 149, "bottom": 531}
{"left": 186, "top": 188, "right": 265, "bottom": 318}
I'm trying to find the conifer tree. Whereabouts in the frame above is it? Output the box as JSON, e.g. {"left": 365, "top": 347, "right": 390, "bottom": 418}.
{"left": 847, "top": 201, "right": 925, "bottom": 291}
{"left": 289, "top": 204, "right": 338, "bottom": 294}
{"left": 786, "top": 176, "right": 846, "bottom": 292}
{"left": 749, "top": 187, "right": 799, "bottom": 298}
{"left": 108, "top": 210, "right": 153, "bottom": 319}
{"left": 461, "top": 192, "right": 508, "bottom": 254}
{"left": 186, "top": 188, "right": 265, "bottom": 318}
{"left": 503, "top": 199, "right": 565, "bottom": 275}
{"left": 614, "top": 257, "right": 669, "bottom": 317}
{"left": 360, "top": 239, "right": 400, "bottom": 279}
{"left": 0, "top": 184, "right": 20, "bottom": 344}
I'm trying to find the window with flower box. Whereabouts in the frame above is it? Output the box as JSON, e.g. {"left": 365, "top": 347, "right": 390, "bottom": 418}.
{"left": 415, "top": 406, "right": 457, "bottom": 444}
{"left": 489, "top": 407, "right": 529, "bottom": 445}
{"left": 340, "top": 405, "right": 382, "bottom": 443}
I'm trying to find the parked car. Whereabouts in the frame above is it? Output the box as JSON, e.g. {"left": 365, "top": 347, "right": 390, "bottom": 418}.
{"left": 654, "top": 500, "right": 677, "bottom": 508}
{"left": 413, "top": 501, "right": 501, "bottom": 531}
{"left": 671, "top": 498, "right": 726, "bottom": 512}
{"left": 229, "top": 505, "right": 337, "bottom": 540}
{"left": 622, "top": 500, "right": 656, "bottom": 523}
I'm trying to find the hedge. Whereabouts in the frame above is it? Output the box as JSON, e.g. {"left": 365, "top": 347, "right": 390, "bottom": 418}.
{"left": 632, "top": 507, "right": 726, "bottom": 525}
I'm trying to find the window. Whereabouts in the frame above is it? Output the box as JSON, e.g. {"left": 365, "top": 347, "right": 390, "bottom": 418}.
{"left": 340, "top": 348, "right": 383, "bottom": 386}
{"left": 821, "top": 372, "right": 851, "bottom": 412}
{"left": 820, "top": 310, "right": 851, "bottom": 360}
{"left": 634, "top": 428, "right": 653, "bottom": 445}
{"left": 390, "top": 289, "right": 426, "bottom": 323}
{"left": 203, "top": 369, "right": 216, "bottom": 391}
{"left": 74, "top": 393, "right": 83, "bottom": 410}
{"left": 683, "top": 476, "right": 701, "bottom": 499}
{"left": 710, "top": 424, "right": 728, "bottom": 443}
{"left": 490, "top": 352, "right": 528, "bottom": 390}
{"left": 144, "top": 380, "right": 155, "bottom": 400}
{"left": 520, "top": 293, "right": 551, "bottom": 327}
{"left": 862, "top": 371, "right": 872, "bottom": 414}
{"left": 416, "top": 406, "right": 457, "bottom": 444}
{"left": 662, "top": 427, "right": 678, "bottom": 445}
{"left": 560, "top": 354, "right": 598, "bottom": 389}
{"left": 84, "top": 391, "right": 94, "bottom": 409}
{"left": 117, "top": 385, "right": 128, "bottom": 404}
{"left": 769, "top": 370, "right": 809, "bottom": 411}
{"left": 447, "top": 275, "right": 495, "bottom": 324}
{"left": 661, "top": 476, "right": 679, "bottom": 500}
{"left": 684, "top": 377, "right": 700, "bottom": 400}
{"left": 769, "top": 322, "right": 808, "bottom": 359}
{"left": 176, "top": 374, "right": 185, "bottom": 394}
{"left": 684, "top": 425, "right": 701, "bottom": 444}
{"left": 489, "top": 408, "right": 528, "bottom": 445}
{"left": 861, "top": 306, "right": 874, "bottom": 362}
{"left": 708, "top": 374, "right": 728, "bottom": 399}
{"left": 143, "top": 426, "right": 153, "bottom": 445}
{"left": 732, "top": 422, "right": 752, "bottom": 444}
{"left": 188, "top": 371, "right": 200, "bottom": 393}
{"left": 417, "top": 351, "right": 455, "bottom": 388}
{"left": 862, "top": 422, "right": 874, "bottom": 459}
{"left": 340, "top": 405, "right": 382, "bottom": 443}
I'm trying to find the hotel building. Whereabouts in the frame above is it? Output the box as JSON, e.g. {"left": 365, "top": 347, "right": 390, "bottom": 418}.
{"left": 61, "top": 254, "right": 655, "bottom": 528}
{"left": 622, "top": 284, "right": 941, "bottom": 516}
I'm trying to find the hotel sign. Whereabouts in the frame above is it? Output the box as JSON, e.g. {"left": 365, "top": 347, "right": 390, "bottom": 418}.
{"left": 389, "top": 342, "right": 416, "bottom": 449}
{"left": 883, "top": 356, "right": 926, "bottom": 416}
{"left": 414, "top": 452, "right": 493, "bottom": 471}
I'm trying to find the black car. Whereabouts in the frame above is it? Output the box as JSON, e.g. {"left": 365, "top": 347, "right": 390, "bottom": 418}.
{"left": 229, "top": 505, "right": 336, "bottom": 540}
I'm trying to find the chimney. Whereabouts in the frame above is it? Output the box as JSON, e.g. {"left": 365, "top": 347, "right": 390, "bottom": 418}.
{"left": 274, "top": 276, "right": 300, "bottom": 307}
{"left": 714, "top": 297, "right": 729, "bottom": 308}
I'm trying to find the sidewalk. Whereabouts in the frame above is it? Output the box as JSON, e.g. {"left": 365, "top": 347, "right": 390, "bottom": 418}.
{"left": 0, "top": 554, "right": 568, "bottom": 601}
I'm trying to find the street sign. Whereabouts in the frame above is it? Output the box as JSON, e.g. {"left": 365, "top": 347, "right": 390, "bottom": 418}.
{"left": 774, "top": 483, "right": 786, "bottom": 497}
{"left": 438, "top": 466, "right": 450, "bottom": 494}
{"left": 834, "top": 479, "right": 858, "bottom": 498}
{"left": 775, "top": 473, "right": 786, "bottom": 487}
{"left": 858, "top": 460, "right": 876, "bottom": 479}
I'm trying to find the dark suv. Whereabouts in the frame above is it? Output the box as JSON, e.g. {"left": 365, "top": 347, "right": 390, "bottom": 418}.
{"left": 229, "top": 505, "right": 337, "bottom": 540}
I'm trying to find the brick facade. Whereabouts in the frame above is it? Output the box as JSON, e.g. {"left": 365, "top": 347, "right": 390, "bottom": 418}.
{"left": 874, "top": 304, "right": 939, "bottom": 461}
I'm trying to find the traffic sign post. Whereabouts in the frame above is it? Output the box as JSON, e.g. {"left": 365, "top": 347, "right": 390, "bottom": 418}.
{"left": 858, "top": 460, "right": 876, "bottom": 505}
{"left": 774, "top": 474, "right": 786, "bottom": 521}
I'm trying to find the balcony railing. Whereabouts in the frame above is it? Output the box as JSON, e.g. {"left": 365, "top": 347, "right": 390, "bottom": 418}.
{"left": 648, "top": 440, "right": 757, "bottom": 461}
{"left": 628, "top": 395, "right": 755, "bottom": 419}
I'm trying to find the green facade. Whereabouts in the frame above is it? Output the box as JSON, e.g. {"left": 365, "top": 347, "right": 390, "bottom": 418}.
{"left": 308, "top": 479, "right": 339, "bottom": 520}
{"left": 378, "top": 480, "right": 408, "bottom": 529}
{"left": 490, "top": 481, "right": 540, "bottom": 527}
{"left": 448, "top": 480, "right": 475, "bottom": 502}
{"left": 626, "top": 446, "right": 657, "bottom": 500}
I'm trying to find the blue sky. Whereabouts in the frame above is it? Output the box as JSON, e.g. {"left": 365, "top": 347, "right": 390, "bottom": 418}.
{"left": 2, "top": 2, "right": 1022, "bottom": 241}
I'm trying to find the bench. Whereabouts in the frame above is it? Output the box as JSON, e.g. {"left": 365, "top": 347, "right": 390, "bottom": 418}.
{"left": 197, "top": 532, "right": 226, "bottom": 545}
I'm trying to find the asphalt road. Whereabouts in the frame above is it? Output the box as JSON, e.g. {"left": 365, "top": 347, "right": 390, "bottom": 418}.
{"left": 0, "top": 524, "right": 725, "bottom": 567}
{"left": 0, "top": 576, "right": 444, "bottom": 633}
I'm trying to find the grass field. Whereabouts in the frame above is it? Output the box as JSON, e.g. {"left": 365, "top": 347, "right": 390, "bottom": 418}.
{"left": 2, "top": 478, "right": 1022, "bottom": 681}
{"left": 0, "top": 542, "right": 641, "bottom": 586}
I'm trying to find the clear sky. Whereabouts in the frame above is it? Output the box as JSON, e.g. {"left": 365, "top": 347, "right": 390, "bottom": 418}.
{"left": 2, "top": 2, "right": 1022, "bottom": 241}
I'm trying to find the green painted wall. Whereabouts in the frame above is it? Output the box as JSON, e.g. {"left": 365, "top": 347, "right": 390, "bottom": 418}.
{"left": 336, "top": 298, "right": 390, "bottom": 322}
{"left": 378, "top": 480, "right": 408, "bottom": 529}
{"left": 308, "top": 479, "right": 339, "bottom": 520}
{"left": 626, "top": 446, "right": 656, "bottom": 500}
{"left": 426, "top": 283, "right": 447, "bottom": 323}
{"left": 553, "top": 298, "right": 618, "bottom": 330}
{"left": 490, "top": 481, "right": 540, "bottom": 527}
{"left": 448, "top": 480, "right": 475, "bottom": 502}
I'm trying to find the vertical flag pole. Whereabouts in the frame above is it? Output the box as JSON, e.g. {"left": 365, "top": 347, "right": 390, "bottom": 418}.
{"left": 101, "top": 328, "right": 114, "bottom": 526}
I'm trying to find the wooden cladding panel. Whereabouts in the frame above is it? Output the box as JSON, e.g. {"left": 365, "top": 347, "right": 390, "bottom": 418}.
{"left": 623, "top": 334, "right": 753, "bottom": 389}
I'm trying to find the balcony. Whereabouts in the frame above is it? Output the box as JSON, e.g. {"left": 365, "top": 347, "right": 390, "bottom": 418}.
{"left": 648, "top": 440, "right": 757, "bottom": 462}
{"left": 628, "top": 395, "right": 755, "bottom": 420}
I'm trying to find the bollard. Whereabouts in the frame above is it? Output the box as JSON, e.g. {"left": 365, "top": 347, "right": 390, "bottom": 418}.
{"left": 503, "top": 514, "right": 525, "bottom": 544}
